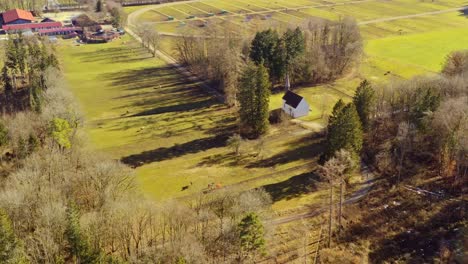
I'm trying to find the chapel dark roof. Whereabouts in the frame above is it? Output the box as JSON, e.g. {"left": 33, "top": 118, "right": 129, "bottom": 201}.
{"left": 282, "top": 91, "right": 303, "bottom": 108}
{"left": 41, "top": 17, "right": 55, "bottom": 22}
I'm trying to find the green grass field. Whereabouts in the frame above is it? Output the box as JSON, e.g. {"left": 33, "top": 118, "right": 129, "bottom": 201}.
{"left": 58, "top": 36, "right": 330, "bottom": 217}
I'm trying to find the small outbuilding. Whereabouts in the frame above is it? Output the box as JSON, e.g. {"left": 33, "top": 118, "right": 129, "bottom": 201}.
{"left": 281, "top": 91, "right": 309, "bottom": 118}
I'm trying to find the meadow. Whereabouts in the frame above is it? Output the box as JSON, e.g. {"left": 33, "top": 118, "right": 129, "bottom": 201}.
{"left": 58, "top": 35, "right": 332, "bottom": 219}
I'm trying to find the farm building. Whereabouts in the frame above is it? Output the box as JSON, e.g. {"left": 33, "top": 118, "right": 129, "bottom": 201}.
{"left": 38, "top": 27, "right": 82, "bottom": 36}
{"left": 2, "top": 21, "right": 63, "bottom": 32}
{"left": 1, "top": 9, "right": 34, "bottom": 25}
{"left": 281, "top": 91, "right": 309, "bottom": 118}
{"left": 0, "top": 8, "right": 68, "bottom": 34}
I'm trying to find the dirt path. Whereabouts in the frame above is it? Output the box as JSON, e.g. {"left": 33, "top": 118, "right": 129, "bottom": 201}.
{"left": 270, "top": 163, "right": 376, "bottom": 225}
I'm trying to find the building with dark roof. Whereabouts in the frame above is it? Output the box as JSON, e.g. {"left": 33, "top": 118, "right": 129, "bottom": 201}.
{"left": 281, "top": 91, "right": 310, "bottom": 118}
{"left": 41, "top": 18, "right": 56, "bottom": 23}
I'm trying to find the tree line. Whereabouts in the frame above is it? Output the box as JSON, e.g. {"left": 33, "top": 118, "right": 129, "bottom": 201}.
{"left": 1, "top": 34, "right": 59, "bottom": 113}
{"left": 174, "top": 18, "right": 362, "bottom": 102}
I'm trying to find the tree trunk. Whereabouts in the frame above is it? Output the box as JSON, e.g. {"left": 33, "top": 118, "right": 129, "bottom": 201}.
{"left": 338, "top": 181, "right": 343, "bottom": 237}
{"left": 328, "top": 181, "right": 333, "bottom": 247}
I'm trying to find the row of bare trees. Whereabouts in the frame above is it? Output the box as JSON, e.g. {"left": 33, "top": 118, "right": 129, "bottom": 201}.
{"left": 172, "top": 17, "right": 362, "bottom": 106}
{"left": 0, "top": 0, "right": 46, "bottom": 13}
{"left": 368, "top": 52, "right": 468, "bottom": 184}
{"left": 291, "top": 17, "right": 362, "bottom": 84}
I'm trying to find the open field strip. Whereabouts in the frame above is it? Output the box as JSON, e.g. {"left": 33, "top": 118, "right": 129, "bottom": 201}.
{"left": 359, "top": 11, "right": 468, "bottom": 39}
{"left": 366, "top": 27, "right": 468, "bottom": 73}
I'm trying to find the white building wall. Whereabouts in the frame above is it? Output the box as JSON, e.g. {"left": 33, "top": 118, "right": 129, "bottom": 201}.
{"left": 281, "top": 99, "right": 309, "bottom": 118}
{"left": 292, "top": 100, "right": 309, "bottom": 118}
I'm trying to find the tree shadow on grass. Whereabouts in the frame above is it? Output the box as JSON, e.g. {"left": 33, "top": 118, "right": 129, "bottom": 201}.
{"left": 459, "top": 7, "right": 468, "bottom": 17}
{"left": 247, "top": 133, "right": 325, "bottom": 168}
{"left": 77, "top": 46, "right": 154, "bottom": 64}
{"left": 261, "top": 172, "right": 320, "bottom": 202}
{"left": 104, "top": 65, "right": 190, "bottom": 92}
{"left": 131, "top": 98, "right": 214, "bottom": 117}
{"left": 121, "top": 134, "right": 229, "bottom": 168}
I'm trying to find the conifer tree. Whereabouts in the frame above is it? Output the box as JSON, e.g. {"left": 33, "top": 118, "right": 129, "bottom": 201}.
{"left": 238, "top": 63, "right": 271, "bottom": 138}
{"left": 324, "top": 102, "right": 363, "bottom": 161}
{"left": 249, "top": 29, "right": 284, "bottom": 81}
{"left": 0, "top": 209, "right": 29, "bottom": 263}
{"left": 238, "top": 212, "right": 266, "bottom": 260}
{"left": 65, "top": 202, "right": 101, "bottom": 263}
{"left": 0, "top": 122, "right": 7, "bottom": 148}
{"left": 282, "top": 27, "right": 304, "bottom": 71}
{"left": 1, "top": 66, "right": 13, "bottom": 94}
{"left": 329, "top": 99, "right": 345, "bottom": 125}
{"left": 353, "top": 80, "right": 375, "bottom": 130}
{"left": 15, "top": 34, "right": 26, "bottom": 77}
{"left": 255, "top": 64, "right": 271, "bottom": 136}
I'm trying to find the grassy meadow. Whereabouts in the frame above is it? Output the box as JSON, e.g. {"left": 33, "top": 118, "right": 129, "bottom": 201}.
{"left": 58, "top": 36, "right": 330, "bottom": 217}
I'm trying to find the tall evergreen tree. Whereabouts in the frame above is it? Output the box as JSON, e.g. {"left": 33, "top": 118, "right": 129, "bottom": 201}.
{"left": 410, "top": 87, "right": 441, "bottom": 131}
{"left": 353, "top": 80, "right": 375, "bottom": 130}
{"left": 324, "top": 103, "right": 363, "bottom": 161}
{"left": 238, "top": 212, "right": 266, "bottom": 260}
{"left": 15, "top": 34, "right": 26, "bottom": 77}
{"left": 238, "top": 63, "right": 271, "bottom": 138}
{"left": 0, "top": 122, "right": 9, "bottom": 158}
{"left": 329, "top": 99, "right": 345, "bottom": 125}
{"left": 255, "top": 64, "right": 271, "bottom": 136}
{"left": 282, "top": 27, "right": 305, "bottom": 69}
{"left": 65, "top": 202, "right": 101, "bottom": 263}
{"left": 249, "top": 29, "right": 284, "bottom": 81}
{"left": 0, "top": 209, "right": 29, "bottom": 263}
{"left": 1, "top": 66, "right": 13, "bottom": 94}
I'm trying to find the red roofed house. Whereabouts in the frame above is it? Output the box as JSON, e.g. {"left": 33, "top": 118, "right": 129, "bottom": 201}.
{"left": 0, "top": 8, "right": 80, "bottom": 36}
{"left": 2, "top": 9, "right": 34, "bottom": 25}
